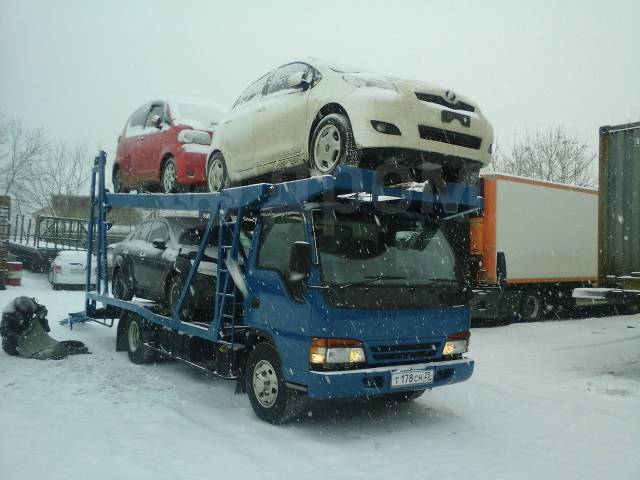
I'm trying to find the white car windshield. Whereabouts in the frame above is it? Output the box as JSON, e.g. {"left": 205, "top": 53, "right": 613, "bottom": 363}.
{"left": 172, "top": 102, "right": 225, "bottom": 129}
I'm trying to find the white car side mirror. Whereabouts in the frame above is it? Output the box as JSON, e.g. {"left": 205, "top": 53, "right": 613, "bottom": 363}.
{"left": 287, "top": 71, "right": 307, "bottom": 89}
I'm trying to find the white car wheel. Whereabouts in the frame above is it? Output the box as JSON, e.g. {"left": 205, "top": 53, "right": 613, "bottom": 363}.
{"left": 207, "top": 153, "right": 229, "bottom": 192}
{"left": 313, "top": 124, "right": 342, "bottom": 174}
{"left": 309, "top": 113, "right": 359, "bottom": 177}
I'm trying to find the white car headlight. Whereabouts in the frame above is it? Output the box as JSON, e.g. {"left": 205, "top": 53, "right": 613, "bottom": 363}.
{"left": 343, "top": 73, "right": 398, "bottom": 92}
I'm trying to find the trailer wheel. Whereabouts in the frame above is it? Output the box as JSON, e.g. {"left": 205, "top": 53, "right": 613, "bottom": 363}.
{"left": 127, "top": 315, "right": 155, "bottom": 364}
{"left": 309, "top": 113, "right": 359, "bottom": 176}
{"left": 519, "top": 289, "right": 544, "bottom": 321}
{"left": 245, "top": 343, "right": 303, "bottom": 424}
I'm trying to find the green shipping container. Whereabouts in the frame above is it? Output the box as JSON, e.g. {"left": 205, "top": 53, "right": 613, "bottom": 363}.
{"left": 598, "top": 122, "right": 640, "bottom": 289}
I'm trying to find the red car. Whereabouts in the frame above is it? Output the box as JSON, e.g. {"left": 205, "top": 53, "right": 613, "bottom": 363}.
{"left": 113, "top": 98, "right": 226, "bottom": 193}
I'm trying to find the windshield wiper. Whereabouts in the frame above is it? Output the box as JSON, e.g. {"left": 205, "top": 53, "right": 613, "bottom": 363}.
{"left": 338, "top": 275, "right": 407, "bottom": 290}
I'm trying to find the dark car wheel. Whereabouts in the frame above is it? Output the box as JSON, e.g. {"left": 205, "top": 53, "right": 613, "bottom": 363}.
{"left": 112, "top": 264, "right": 134, "bottom": 300}
{"left": 162, "top": 157, "right": 178, "bottom": 194}
{"left": 165, "top": 274, "right": 191, "bottom": 320}
{"left": 309, "top": 113, "right": 360, "bottom": 177}
{"left": 113, "top": 167, "right": 129, "bottom": 193}
{"left": 207, "top": 152, "right": 230, "bottom": 192}
{"left": 245, "top": 343, "right": 304, "bottom": 424}
{"left": 127, "top": 315, "right": 156, "bottom": 364}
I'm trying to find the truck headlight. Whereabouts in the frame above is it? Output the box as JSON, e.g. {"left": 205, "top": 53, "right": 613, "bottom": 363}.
{"left": 310, "top": 338, "right": 366, "bottom": 369}
{"left": 442, "top": 331, "right": 470, "bottom": 356}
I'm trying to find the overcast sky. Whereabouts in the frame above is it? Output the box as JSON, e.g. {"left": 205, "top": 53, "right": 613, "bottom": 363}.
{"left": 1, "top": 0, "right": 639, "bottom": 163}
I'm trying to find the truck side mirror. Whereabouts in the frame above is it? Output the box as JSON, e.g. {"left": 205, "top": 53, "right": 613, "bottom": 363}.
{"left": 289, "top": 241, "right": 311, "bottom": 282}
{"left": 496, "top": 251, "right": 507, "bottom": 289}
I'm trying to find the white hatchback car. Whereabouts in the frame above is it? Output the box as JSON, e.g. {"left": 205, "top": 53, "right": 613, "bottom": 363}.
{"left": 206, "top": 58, "right": 493, "bottom": 191}
{"left": 48, "top": 250, "right": 97, "bottom": 290}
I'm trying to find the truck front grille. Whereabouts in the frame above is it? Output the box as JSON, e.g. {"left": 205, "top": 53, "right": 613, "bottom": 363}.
{"left": 418, "top": 125, "right": 482, "bottom": 150}
{"left": 369, "top": 342, "right": 440, "bottom": 365}
{"left": 415, "top": 92, "right": 475, "bottom": 112}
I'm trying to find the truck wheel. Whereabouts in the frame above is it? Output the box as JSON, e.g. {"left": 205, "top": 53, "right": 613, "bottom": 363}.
{"left": 112, "top": 265, "right": 134, "bottom": 300}
{"left": 127, "top": 315, "right": 156, "bottom": 364}
{"left": 519, "top": 289, "right": 544, "bottom": 321}
{"left": 207, "top": 152, "right": 230, "bottom": 192}
{"left": 245, "top": 343, "right": 304, "bottom": 424}
{"left": 309, "top": 113, "right": 359, "bottom": 177}
{"left": 162, "top": 157, "right": 178, "bottom": 194}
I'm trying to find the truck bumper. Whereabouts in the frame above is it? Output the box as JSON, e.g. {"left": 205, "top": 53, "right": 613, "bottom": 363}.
{"left": 303, "top": 358, "right": 474, "bottom": 400}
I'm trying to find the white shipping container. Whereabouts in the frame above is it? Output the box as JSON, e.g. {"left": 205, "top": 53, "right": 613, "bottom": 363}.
{"left": 478, "top": 174, "right": 598, "bottom": 284}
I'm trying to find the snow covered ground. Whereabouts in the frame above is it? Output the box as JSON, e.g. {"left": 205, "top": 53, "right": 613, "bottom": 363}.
{"left": 1, "top": 271, "right": 639, "bottom": 480}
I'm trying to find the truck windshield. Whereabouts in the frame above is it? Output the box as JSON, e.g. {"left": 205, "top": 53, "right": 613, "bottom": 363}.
{"left": 313, "top": 210, "right": 461, "bottom": 287}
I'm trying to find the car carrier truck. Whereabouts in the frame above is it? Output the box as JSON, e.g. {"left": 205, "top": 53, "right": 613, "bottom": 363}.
{"left": 574, "top": 122, "right": 640, "bottom": 311}
{"left": 468, "top": 173, "right": 598, "bottom": 321}
{"left": 69, "top": 152, "right": 480, "bottom": 423}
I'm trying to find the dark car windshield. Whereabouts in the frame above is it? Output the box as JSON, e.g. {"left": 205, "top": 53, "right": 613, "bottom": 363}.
{"left": 313, "top": 210, "right": 461, "bottom": 287}
{"left": 179, "top": 228, "right": 218, "bottom": 246}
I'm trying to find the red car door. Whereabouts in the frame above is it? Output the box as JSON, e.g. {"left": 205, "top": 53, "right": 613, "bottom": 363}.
{"left": 138, "top": 102, "right": 168, "bottom": 181}
{"left": 118, "top": 104, "right": 149, "bottom": 186}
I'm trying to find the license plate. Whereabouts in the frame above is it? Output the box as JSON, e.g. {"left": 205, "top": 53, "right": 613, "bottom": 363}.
{"left": 391, "top": 368, "right": 434, "bottom": 388}
{"left": 71, "top": 268, "right": 84, "bottom": 274}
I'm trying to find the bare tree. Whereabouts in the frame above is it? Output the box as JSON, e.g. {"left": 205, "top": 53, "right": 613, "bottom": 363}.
{"left": 0, "top": 117, "right": 47, "bottom": 214}
{"left": 487, "top": 127, "right": 596, "bottom": 187}
{"left": 24, "top": 142, "right": 91, "bottom": 216}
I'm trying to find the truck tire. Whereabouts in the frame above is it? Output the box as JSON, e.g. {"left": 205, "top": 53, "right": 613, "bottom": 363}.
{"left": 245, "top": 343, "right": 304, "bottom": 424}
{"left": 126, "top": 315, "right": 156, "bottom": 364}
{"left": 309, "top": 113, "right": 359, "bottom": 177}
{"left": 519, "top": 289, "right": 544, "bottom": 322}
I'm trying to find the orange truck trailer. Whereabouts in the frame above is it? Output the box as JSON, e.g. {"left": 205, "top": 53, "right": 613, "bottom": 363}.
{"left": 468, "top": 174, "right": 598, "bottom": 321}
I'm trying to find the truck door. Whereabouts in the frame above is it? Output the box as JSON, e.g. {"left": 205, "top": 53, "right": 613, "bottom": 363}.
{"left": 246, "top": 213, "right": 311, "bottom": 373}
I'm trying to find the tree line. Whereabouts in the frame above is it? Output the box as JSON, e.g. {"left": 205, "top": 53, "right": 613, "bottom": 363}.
{"left": 0, "top": 112, "right": 142, "bottom": 226}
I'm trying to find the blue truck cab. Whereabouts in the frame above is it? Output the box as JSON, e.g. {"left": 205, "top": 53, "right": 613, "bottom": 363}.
{"left": 241, "top": 200, "right": 474, "bottom": 422}
{"left": 79, "top": 153, "right": 478, "bottom": 424}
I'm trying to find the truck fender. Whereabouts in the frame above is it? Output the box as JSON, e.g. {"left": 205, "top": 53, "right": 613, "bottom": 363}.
{"left": 235, "top": 328, "right": 277, "bottom": 394}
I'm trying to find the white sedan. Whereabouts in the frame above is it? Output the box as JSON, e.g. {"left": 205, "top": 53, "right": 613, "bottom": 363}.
{"left": 48, "top": 250, "right": 97, "bottom": 290}
{"left": 206, "top": 58, "right": 494, "bottom": 191}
